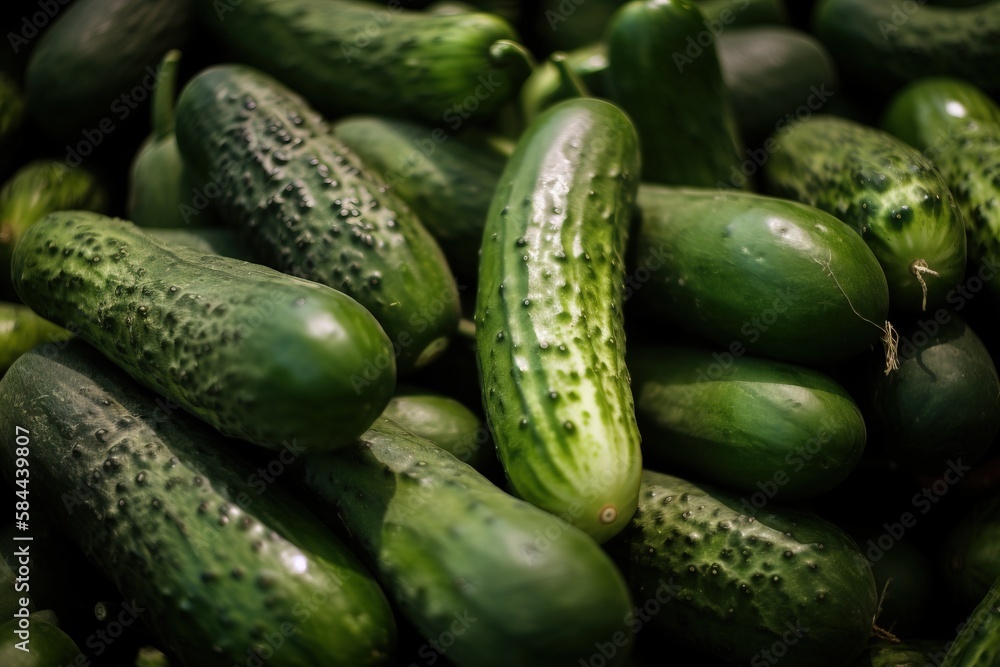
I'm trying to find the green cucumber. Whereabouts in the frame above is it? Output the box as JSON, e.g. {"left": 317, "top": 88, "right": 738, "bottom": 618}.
{"left": 813, "top": 0, "right": 1000, "bottom": 99}
{"left": 144, "top": 227, "right": 255, "bottom": 262}
{"left": 631, "top": 185, "right": 891, "bottom": 365}
{"left": 0, "top": 302, "right": 72, "bottom": 375}
{"left": 380, "top": 386, "right": 495, "bottom": 475}
{"left": 628, "top": 343, "right": 866, "bottom": 499}
{"left": 864, "top": 313, "right": 1000, "bottom": 476}
{"left": 0, "top": 342, "right": 397, "bottom": 666}
{"left": 717, "top": 25, "right": 838, "bottom": 144}
{"left": 11, "top": 210, "right": 396, "bottom": 453}
{"left": 0, "top": 618, "right": 81, "bottom": 666}
{"left": 606, "top": 0, "right": 744, "bottom": 187}
{"left": 943, "top": 491, "right": 1000, "bottom": 611}
{"left": 331, "top": 114, "right": 507, "bottom": 286}
{"left": 174, "top": 64, "right": 461, "bottom": 373}
{"left": 881, "top": 78, "right": 1000, "bottom": 303}
{"left": 604, "top": 469, "right": 878, "bottom": 666}
{"left": 475, "top": 97, "right": 643, "bottom": 543}
{"left": 127, "top": 50, "right": 214, "bottom": 229}
{"left": 304, "top": 418, "right": 636, "bottom": 667}
{"left": 196, "top": 0, "right": 532, "bottom": 125}
{"left": 0, "top": 159, "right": 109, "bottom": 299}
{"left": 941, "top": 575, "right": 1000, "bottom": 667}
{"left": 696, "top": 0, "right": 788, "bottom": 26}
{"left": 24, "top": 0, "right": 193, "bottom": 139}
{"left": 762, "top": 114, "right": 968, "bottom": 313}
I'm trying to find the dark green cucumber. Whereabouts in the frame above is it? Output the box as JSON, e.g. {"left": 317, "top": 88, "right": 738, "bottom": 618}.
{"left": 941, "top": 575, "right": 1000, "bottom": 667}
{"left": 696, "top": 0, "right": 788, "bottom": 26}
{"left": 606, "top": 0, "right": 744, "bottom": 187}
{"left": 717, "top": 25, "right": 838, "bottom": 144}
{"left": 604, "top": 469, "right": 878, "bottom": 666}
{"left": 763, "top": 114, "right": 967, "bottom": 313}
{"left": 0, "top": 159, "right": 108, "bottom": 299}
{"left": 144, "top": 227, "right": 255, "bottom": 262}
{"left": 11, "top": 210, "right": 396, "bottom": 453}
{"left": 304, "top": 417, "right": 635, "bottom": 667}
{"left": 331, "top": 114, "right": 507, "bottom": 286}
{"left": 943, "top": 491, "right": 1000, "bottom": 610}
{"left": 196, "top": 0, "right": 532, "bottom": 125}
{"left": 864, "top": 313, "right": 1000, "bottom": 476}
{"left": 127, "top": 50, "right": 214, "bottom": 229}
{"left": 813, "top": 0, "right": 1000, "bottom": 99}
{"left": 628, "top": 343, "right": 866, "bottom": 499}
{"left": 0, "top": 302, "right": 72, "bottom": 374}
{"left": 175, "top": 64, "right": 461, "bottom": 373}
{"left": 0, "top": 618, "right": 81, "bottom": 666}
{"left": 380, "top": 386, "right": 495, "bottom": 474}
{"left": 0, "top": 342, "right": 397, "bottom": 666}
{"left": 631, "top": 186, "right": 890, "bottom": 364}
{"left": 881, "top": 78, "right": 1000, "bottom": 304}
{"left": 24, "top": 0, "right": 193, "bottom": 139}
{"left": 475, "top": 97, "right": 643, "bottom": 543}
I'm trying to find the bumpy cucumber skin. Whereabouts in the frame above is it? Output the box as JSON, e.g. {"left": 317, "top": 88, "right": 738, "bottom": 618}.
{"left": 0, "top": 302, "right": 72, "bottom": 374}
{"left": 304, "top": 418, "right": 635, "bottom": 667}
{"left": 763, "top": 115, "right": 967, "bottom": 313}
{"left": 632, "top": 186, "right": 889, "bottom": 363}
{"left": 605, "top": 470, "right": 877, "bottom": 667}
{"left": 11, "top": 211, "right": 396, "bottom": 453}
{"left": 24, "top": 0, "right": 193, "bottom": 139}
{"left": 607, "top": 0, "right": 744, "bottom": 188}
{"left": 332, "top": 115, "right": 507, "bottom": 286}
{"left": 0, "top": 159, "right": 108, "bottom": 298}
{"left": 0, "top": 344, "right": 397, "bottom": 667}
{"left": 866, "top": 314, "right": 1000, "bottom": 476}
{"left": 628, "top": 344, "right": 866, "bottom": 499}
{"left": 475, "top": 98, "right": 643, "bottom": 544}
{"left": 813, "top": 0, "right": 1000, "bottom": 98}
{"left": 197, "top": 0, "right": 531, "bottom": 123}
{"left": 942, "top": 575, "right": 1000, "bottom": 667}
{"left": 175, "top": 64, "right": 460, "bottom": 373}
{"left": 881, "top": 80, "right": 1000, "bottom": 303}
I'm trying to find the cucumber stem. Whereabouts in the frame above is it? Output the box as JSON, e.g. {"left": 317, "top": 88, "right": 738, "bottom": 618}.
{"left": 151, "top": 50, "right": 182, "bottom": 141}
{"left": 910, "top": 258, "right": 940, "bottom": 312}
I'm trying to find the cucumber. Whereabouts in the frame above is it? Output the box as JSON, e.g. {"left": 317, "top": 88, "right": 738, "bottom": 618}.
{"left": 0, "top": 618, "right": 81, "bottom": 666}
{"left": 716, "top": 25, "right": 838, "bottom": 145}
{"left": 196, "top": 0, "right": 533, "bottom": 125}
{"left": 127, "top": 50, "right": 214, "bottom": 229}
{"left": 696, "top": 0, "right": 788, "bottom": 26}
{"left": 762, "top": 114, "right": 968, "bottom": 313}
{"left": 174, "top": 64, "right": 461, "bottom": 373}
{"left": 604, "top": 469, "right": 878, "bottom": 666}
{"left": 144, "top": 227, "right": 255, "bottom": 262}
{"left": 0, "top": 159, "right": 109, "bottom": 299}
{"left": 0, "top": 302, "right": 72, "bottom": 375}
{"left": 864, "top": 313, "right": 1000, "bottom": 476}
{"left": 606, "top": 0, "right": 744, "bottom": 187}
{"left": 0, "top": 342, "right": 397, "bottom": 666}
{"left": 331, "top": 114, "right": 507, "bottom": 286}
{"left": 628, "top": 343, "right": 866, "bottom": 499}
{"left": 943, "top": 491, "right": 1000, "bottom": 611}
{"left": 303, "top": 418, "right": 636, "bottom": 667}
{"left": 850, "top": 641, "right": 950, "bottom": 667}
{"left": 474, "top": 97, "right": 643, "bottom": 543}
{"left": 380, "top": 386, "right": 495, "bottom": 474}
{"left": 941, "top": 575, "right": 1000, "bottom": 667}
{"left": 881, "top": 78, "right": 1000, "bottom": 304}
{"left": 813, "top": 0, "right": 1000, "bottom": 99}
{"left": 24, "top": 0, "right": 193, "bottom": 139}
{"left": 631, "top": 186, "right": 891, "bottom": 365}
{"left": 11, "top": 210, "right": 396, "bottom": 453}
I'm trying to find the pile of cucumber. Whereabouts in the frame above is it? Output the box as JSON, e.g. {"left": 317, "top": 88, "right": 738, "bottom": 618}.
{"left": 1, "top": 0, "right": 999, "bottom": 665}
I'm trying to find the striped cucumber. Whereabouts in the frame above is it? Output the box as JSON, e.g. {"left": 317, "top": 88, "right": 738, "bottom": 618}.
{"left": 474, "top": 97, "right": 643, "bottom": 543}
{"left": 10, "top": 211, "right": 396, "bottom": 453}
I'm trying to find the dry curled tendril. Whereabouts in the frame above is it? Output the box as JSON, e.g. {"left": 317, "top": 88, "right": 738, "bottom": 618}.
{"left": 910, "top": 258, "right": 939, "bottom": 312}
